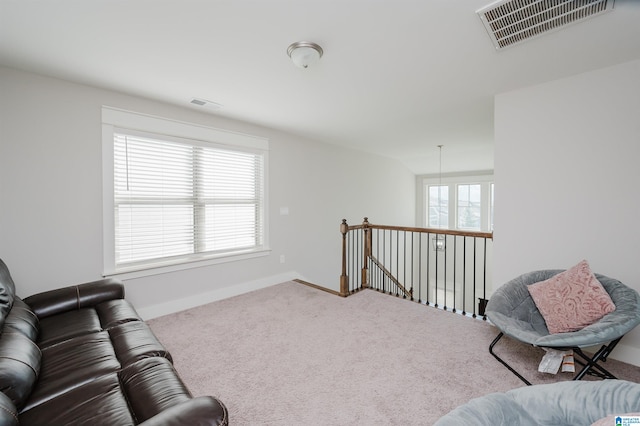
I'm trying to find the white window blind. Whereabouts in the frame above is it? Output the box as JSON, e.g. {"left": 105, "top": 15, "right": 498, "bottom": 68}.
{"left": 112, "top": 130, "right": 265, "bottom": 271}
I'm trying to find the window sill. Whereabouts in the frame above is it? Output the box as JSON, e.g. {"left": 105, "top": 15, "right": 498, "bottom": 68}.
{"left": 103, "top": 248, "right": 271, "bottom": 280}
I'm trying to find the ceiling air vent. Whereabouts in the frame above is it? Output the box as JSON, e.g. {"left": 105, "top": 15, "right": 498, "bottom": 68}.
{"left": 189, "top": 98, "right": 223, "bottom": 110}
{"left": 477, "top": 0, "right": 615, "bottom": 50}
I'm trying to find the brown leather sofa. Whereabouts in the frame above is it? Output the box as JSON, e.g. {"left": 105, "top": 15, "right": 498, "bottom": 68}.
{"left": 0, "top": 258, "right": 228, "bottom": 425}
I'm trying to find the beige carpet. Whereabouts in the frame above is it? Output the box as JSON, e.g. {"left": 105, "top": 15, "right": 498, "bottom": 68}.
{"left": 148, "top": 281, "right": 640, "bottom": 425}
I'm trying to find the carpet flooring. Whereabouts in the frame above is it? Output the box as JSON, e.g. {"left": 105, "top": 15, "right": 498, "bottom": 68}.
{"left": 148, "top": 281, "right": 640, "bottom": 425}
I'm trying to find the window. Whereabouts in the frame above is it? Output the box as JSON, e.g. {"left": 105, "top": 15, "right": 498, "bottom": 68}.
{"left": 102, "top": 107, "right": 269, "bottom": 276}
{"left": 422, "top": 174, "right": 493, "bottom": 232}
{"left": 428, "top": 185, "right": 448, "bottom": 228}
{"left": 457, "top": 184, "right": 481, "bottom": 230}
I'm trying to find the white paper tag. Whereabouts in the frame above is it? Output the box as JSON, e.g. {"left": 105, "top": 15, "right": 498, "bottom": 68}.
{"left": 538, "top": 349, "right": 564, "bottom": 374}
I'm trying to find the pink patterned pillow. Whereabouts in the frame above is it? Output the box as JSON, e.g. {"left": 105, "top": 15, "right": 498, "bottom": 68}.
{"left": 527, "top": 260, "right": 616, "bottom": 334}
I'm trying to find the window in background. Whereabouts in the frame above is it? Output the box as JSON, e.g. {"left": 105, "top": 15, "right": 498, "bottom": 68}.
{"left": 428, "top": 185, "right": 449, "bottom": 228}
{"left": 422, "top": 174, "right": 493, "bottom": 232}
{"left": 457, "top": 184, "right": 481, "bottom": 230}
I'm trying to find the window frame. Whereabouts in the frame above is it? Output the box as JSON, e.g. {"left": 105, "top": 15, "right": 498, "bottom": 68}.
{"left": 102, "top": 106, "right": 270, "bottom": 279}
{"left": 419, "top": 172, "right": 494, "bottom": 232}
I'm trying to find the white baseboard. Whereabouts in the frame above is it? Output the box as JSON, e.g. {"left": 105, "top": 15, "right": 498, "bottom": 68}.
{"left": 137, "top": 271, "right": 301, "bottom": 320}
{"left": 610, "top": 342, "right": 640, "bottom": 367}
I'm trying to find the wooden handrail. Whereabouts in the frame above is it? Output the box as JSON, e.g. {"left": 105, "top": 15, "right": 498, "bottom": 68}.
{"left": 343, "top": 218, "right": 493, "bottom": 239}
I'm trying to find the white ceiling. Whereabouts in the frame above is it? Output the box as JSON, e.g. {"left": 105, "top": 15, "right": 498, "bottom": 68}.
{"left": 2, "top": 1, "right": 640, "bottom": 174}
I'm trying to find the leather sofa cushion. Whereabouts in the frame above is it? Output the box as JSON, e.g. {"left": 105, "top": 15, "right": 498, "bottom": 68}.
{"left": 121, "top": 357, "right": 228, "bottom": 426}
{"left": 18, "top": 374, "right": 136, "bottom": 426}
{"left": 96, "top": 299, "right": 143, "bottom": 329}
{"left": 4, "top": 298, "right": 39, "bottom": 341}
{"left": 0, "top": 332, "right": 41, "bottom": 409}
{"left": 37, "top": 299, "right": 143, "bottom": 349}
{"left": 37, "top": 308, "right": 102, "bottom": 348}
{"left": 26, "top": 322, "right": 175, "bottom": 412}
{"left": 0, "top": 391, "right": 18, "bottom": 426}
{"left": 110, "top": 321, "right": 173, "bottom": 366}
{"left": 120, "top": 357, "right": 191, "bottom": 422}
{"left": 20, "top": 358, "right": 228, "bottom": 426}
{"left": 23, "top": 331, "right": 121, "bottom": 411}
{"left": 138, "top": 396, "right": 229, "bottom": 426}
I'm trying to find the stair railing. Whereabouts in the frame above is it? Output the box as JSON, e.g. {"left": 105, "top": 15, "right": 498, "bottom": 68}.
{"left": 340, "top": 218, "right": 493, "bottom": 318}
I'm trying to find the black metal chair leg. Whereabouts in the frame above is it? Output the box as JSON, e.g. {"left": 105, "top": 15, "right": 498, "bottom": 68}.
{"left": 489, "top": 333, "right": 624, "bottom": 384}
{"left": 573, "top": 344, "right": 619, "bottom": 381}
{"left": 489, "top": 332, "right": 532, "bottom": 386}
{"left": 572, "top": 357, "right": 609, "bottom": 380}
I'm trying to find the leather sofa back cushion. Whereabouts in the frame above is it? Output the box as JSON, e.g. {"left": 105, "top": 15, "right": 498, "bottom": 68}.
{"left": 36, "top": 300, "right": 142, "bottom": 350}
{"left": 23, "top": 331, "right": 121, "bottom": 411}
{"left": 4, "top": 298, "right": 39, "bottom": 341}
{"left": 0, "top": 259, "right": 17, "bottom": 328}
{"left": 0, "top": 332, "right": 41, "bottom": 408}
{"left": 37, "top": 308, "right": 102, "bottom": 349}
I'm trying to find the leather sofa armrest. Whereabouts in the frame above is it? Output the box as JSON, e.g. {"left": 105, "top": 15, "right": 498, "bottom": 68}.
{"left": 23, "top": 278, "right": 125, "bottom": 319}
{"left": 0, "top": 391, "right": 19, "bottom": 426}
{"left": 138, "top": 396, "right": 228, "bottom": 426}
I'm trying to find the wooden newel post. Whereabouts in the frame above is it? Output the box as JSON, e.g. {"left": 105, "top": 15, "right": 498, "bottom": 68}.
{"left": 361, "top": 217, "right": 371, "bottom": 288}
{"left": 339, "top": 219, "right": 349, "bottom": 297}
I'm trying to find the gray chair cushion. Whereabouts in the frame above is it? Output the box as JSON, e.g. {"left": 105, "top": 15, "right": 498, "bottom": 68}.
{"left": 486, "top": 270, "right": 640, "bottom": 348}
{"left": 434, "top": 392, "right": 539, "bottom": 426}
{"left": 434, "top": 380, "right": 640, "bottom": 426}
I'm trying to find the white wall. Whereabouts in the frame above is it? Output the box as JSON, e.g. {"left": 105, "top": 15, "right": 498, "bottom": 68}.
{"left": 494, "top": 59, "right": 640, "bottom": 365}
{"left": 0, "top": 66, "right": 415, "bottom": 318}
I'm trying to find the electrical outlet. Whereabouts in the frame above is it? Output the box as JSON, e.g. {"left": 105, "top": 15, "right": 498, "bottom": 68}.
{"left": 280, "top": 255, "right": 286, "bottom": 264}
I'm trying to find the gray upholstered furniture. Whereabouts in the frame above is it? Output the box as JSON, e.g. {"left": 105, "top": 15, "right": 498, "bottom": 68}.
{"left": 434, "top": 379, "right": 640, "bottom": 426}
{"left": 486, "top": 269, "right": 640, "bottom": 385}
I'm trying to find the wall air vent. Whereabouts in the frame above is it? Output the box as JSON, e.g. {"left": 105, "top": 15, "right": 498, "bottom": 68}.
{"left": 477, "top": 0, "right": 615, "bottom": 50}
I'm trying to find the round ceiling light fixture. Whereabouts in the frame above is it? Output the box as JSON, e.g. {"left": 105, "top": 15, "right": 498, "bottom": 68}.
{"left": 287, "top": 41, "right": 323, "bottom": 69}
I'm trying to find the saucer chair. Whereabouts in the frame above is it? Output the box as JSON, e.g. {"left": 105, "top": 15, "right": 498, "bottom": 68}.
{"left": 486, "top": 268, "right": 640, "bottom": 385}
{"left": 433, "top": 379, "right": 640, "bottom": 426}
